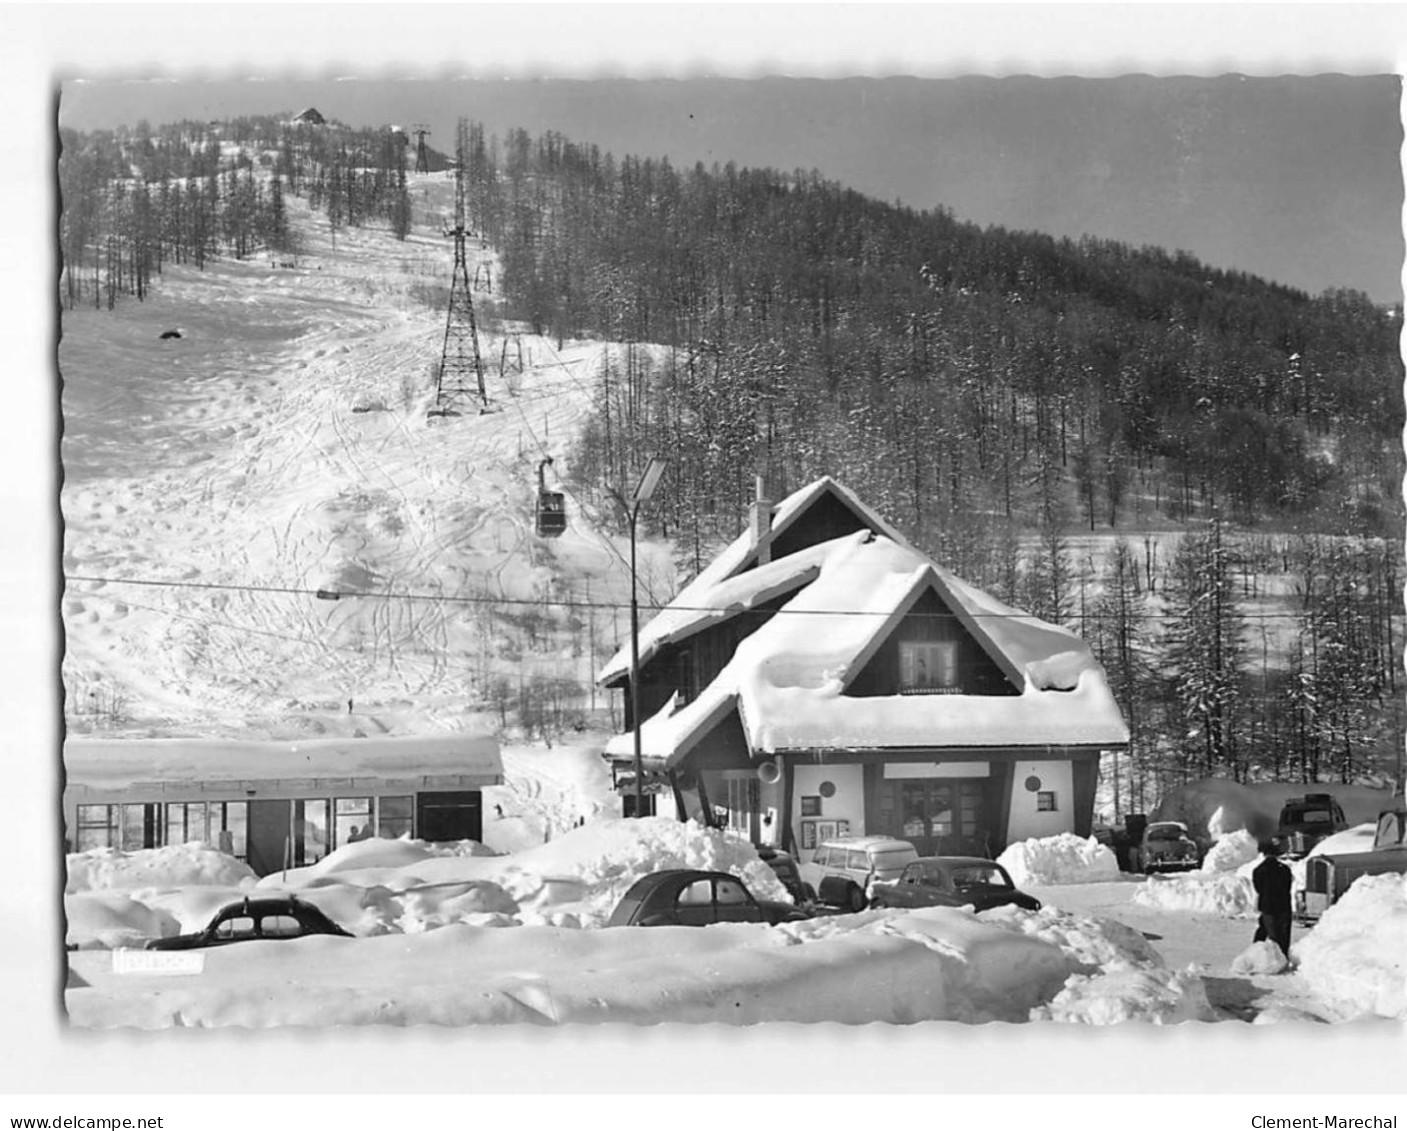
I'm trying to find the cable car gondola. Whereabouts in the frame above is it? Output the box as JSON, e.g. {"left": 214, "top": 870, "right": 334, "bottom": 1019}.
{"left": 536, "top": 457, "right": 567, "bottom": 538}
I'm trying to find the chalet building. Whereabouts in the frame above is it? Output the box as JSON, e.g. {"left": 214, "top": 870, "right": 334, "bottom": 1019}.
{"left": 293, "top": 107, "right": 327, "bottom": 126}
{"left": 599, "top": 478, "right": 1128, "bottom": 860}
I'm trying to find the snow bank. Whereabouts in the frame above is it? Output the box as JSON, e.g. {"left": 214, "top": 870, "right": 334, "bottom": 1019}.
{"left": 1294, "top": 872, "right": 1407, "bottom": 1020}
{"left": 1152, "top": 778, "right": 1395, "bottom": 844}
{"left": 997, "top": 833, "right": 1121, "bottom": 886}
{"left": 68, "top": 900, "right": 1203, "bottom": 1028}
{"left": 1133, "top": 872, "right": 1256, "bottom": 917}
{"left": 1200, "top": 829, "right": 1259, "bottom": 873}
{"left": 66, "top": 844, "right": 256, "bottom": 894}
{"left": 65, "top": 892, "right": 180, "bottom": 950}
{"left": 1031, "top": 968, "right": 1215, "bottom": 1024}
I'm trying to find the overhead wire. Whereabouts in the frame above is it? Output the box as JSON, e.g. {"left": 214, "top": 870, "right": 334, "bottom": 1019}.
{"left": 62, "top": 570, "right": 1329, "bottom": 621}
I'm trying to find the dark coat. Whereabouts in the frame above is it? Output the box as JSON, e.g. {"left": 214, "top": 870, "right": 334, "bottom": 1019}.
{"left": 1251, "top": 856, "right": 1293, "bottom": 915}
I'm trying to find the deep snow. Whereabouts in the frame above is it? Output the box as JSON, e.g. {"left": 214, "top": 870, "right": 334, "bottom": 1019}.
{"left": 66, "top": 820, "right": 1209, "bottom": 1027}
{"left": 64, "top": 819, "right": 1406, "bottom": 1026}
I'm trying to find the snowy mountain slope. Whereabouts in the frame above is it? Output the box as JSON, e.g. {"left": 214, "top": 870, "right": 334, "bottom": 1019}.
{"left": 60, "top": 175, "right": 674, "bottom": 741}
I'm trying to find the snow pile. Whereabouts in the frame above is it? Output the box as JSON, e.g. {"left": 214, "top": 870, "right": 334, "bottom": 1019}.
{"left": 67, "top": 900, "right": 1208, "bottom": 1029}
{"left": 66, "top": 844, "right": 256, "bottom": 894}
{"left": 1133, "top": 871, "right": 1256, "bottom": 917}
{"left": 1152, "top": 778, "right": 1394, "bottom": 845}
{"left": 1293, "top": 872, "right": 1407, "bottom": 1020}
{"left": 257, "top": 818, "right": 790, "bottom": 930}
{"left": 981, "top": 903, "right": 1164, "bottom": 971}
{"left": 65, "top": 891, "right": 180, "bottom": 950}
{"left": 1031, "top": 967, "right": 1215, "bottom": 1024}
{"left": 1200, "top": 829, "right": 1259, "bottom": 873}
{"left": 1231, "top": 940, "right": 1289, "bottom": 976}
{"left": 997, "top": 833, "right": 1120, "bottom": 886}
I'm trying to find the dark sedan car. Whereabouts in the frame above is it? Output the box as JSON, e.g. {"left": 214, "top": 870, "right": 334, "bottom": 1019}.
{"left": 606, "top": 869, "right": 812, "bottom": 928}
{"left": 868, "top": 857, "right": 1042, "bottom": 913}
{"left": 145, "top": 895, "right": 354, "bottom": 950}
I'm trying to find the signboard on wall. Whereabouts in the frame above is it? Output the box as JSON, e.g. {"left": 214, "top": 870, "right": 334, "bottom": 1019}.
{"left": 883, "top": 762, "right": 990, "bottom": 779}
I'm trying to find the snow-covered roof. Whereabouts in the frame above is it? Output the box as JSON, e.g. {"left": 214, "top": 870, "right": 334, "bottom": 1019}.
{"left": 605, "top": 531, "right": 1128, "bottom": 766}
{"left": 64, "top": 734, "right": 502, "bottom": 793}
{"left": 598, "top": 477, "right": 914, "bottom": 684}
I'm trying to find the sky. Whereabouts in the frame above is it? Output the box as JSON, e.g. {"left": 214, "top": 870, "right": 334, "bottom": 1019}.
{"left": 58, "top": 73, "right": 1403, "bottom": 303}
{"left": 6, "top": 0, "right": 1407, "bottom": 1104}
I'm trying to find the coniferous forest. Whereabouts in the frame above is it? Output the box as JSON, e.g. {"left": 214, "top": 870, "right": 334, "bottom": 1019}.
{"left": 58, "top": 112, "right": 1406, "bottom": 805}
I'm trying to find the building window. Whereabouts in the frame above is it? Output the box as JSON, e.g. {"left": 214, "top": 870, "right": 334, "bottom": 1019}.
{"left": 900, "top": 641, "right": 958, "bottom": 694}
{"left": 1036, "top": 791, "right": 1058, "bottom": 812}
{"left": 297, "top": 799, "right": 330, "bottom": 864}
{"left": 76, "top": 804, "right": 117, "bottom": 851}
{"left": 377, "top": 796, "right": 414, "bottom": 840}
{"left": 334, "top": 797, "right": 371, "bottom": 850}
{"left": 165, "top": 801, "right": 209, "bottom": 847}
{"left": 213, "top": 801, "right": 248, "bottom": 859}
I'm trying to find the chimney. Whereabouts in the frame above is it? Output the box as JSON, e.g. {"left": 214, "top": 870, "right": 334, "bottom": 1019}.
{"left": 749, "top": 474, "right": 773, "bottom": 564}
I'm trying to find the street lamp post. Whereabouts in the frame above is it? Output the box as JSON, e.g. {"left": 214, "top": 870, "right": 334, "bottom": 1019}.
{"left": 614, "top": 458, "right": 667, "bottom": 818}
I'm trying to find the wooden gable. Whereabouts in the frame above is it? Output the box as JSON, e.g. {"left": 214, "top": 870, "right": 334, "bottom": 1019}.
{"left": 741, "top": 485, "right": 880, "bottom": 571}
{"left": 625, "top": 597, "right": 794, "bottom": 730}
{"left": 846, "top": 587, "right": 1019, "bottom": 698}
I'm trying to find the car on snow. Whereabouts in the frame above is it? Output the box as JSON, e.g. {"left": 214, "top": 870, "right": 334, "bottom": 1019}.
{"left": 1132, "top": 820, "right": 1201, "bottom": 873}
{"left": 145, "top": 895, "right": 353, "bottom": 950}
{"left": 1276, "top": 793, "right": 1349, "bottom": 859}
{"left": 799, "top": 835, "right": 920, "bottom": 912}
{"left": 606, "top": 869, "right": 812, "bottom": 928}
{"left": 1296, "top": 806, "right": 1407, "bottom": 922}
{"left": 868, "top": 856, "right": 1042, "bottom": 913}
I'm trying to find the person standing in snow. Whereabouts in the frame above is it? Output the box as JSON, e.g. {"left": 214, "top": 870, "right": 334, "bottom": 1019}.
{"left": 1251, "top": 837, "right": 1294, "bottom": 963}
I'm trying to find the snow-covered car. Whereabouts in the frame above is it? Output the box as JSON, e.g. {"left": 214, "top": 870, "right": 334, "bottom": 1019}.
{"left": 800, "top": 835, "right": 919, "bottom": 912}
{"left": 145, "top": 896, "right": 353, "bottom": 950}
{"left": 606, "top": 869, "right": 811, "bottom": 928}
{"left": 1297, "top": 807, "right": 1407, "bottom": 922}
{"left": 1133, "top": 821, "right": 1201, "bottom": 873}
{"left": 869, "top": 857, "right": 1042, "bottom": 912}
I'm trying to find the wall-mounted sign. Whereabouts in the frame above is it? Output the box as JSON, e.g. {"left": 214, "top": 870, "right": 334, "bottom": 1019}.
{"left": 818, "top": 781, "right": 837, "bottom": 798}
{"left": 1025, "top": 775, "right": 1043, "bottom": 792}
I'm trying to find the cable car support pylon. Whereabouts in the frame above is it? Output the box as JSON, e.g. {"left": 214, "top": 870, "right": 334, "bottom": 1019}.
{"left": 429, "top": 128, "right": 490, "bottom": 419}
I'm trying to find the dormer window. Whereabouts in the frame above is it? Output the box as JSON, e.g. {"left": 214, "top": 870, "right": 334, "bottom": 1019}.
{"left": 900, "top": 641, "right": 958, "bottom": 694}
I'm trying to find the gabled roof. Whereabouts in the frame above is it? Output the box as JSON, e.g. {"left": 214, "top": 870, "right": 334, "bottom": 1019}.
{"left": 598, "top": 477, "right": 913, "bottom": 685}
{"left": 598, "top": 529, "right": 869, "bottom": 685}
{"left": 605, "top": 526, "right": 1128, "bottom": 767}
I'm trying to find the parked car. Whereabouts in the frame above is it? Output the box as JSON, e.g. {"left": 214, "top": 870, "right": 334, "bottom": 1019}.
{"left": 1131, "top": 820, "right": 1200, "bottom": 873}
{"left": 1276, "top": 793, "right": 1348, "bottom": 859}
{"left": 756, "top": 845, "right": 815, "bottom": 907}
{"left": 869, "top": 856, "right": 1042, "bottom": 913}
{"left": 799, "top": 835, "right": 919, "bottom": 912}
{"left": 1296, "top": 806, "right": 1407, "bottom": 922}
{"left": 606, "top": 869, "right": 811, "bottom": 928}
{"left": 145, "top": 895, "right": 353, "bottom": 950}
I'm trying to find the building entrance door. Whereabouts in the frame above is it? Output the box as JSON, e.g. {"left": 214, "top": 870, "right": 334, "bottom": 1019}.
{"left": 892, "top": 779, "right": 989, "bottom": 857}
{"left": 246, "top": 799, "right": 292, "bottom": 877}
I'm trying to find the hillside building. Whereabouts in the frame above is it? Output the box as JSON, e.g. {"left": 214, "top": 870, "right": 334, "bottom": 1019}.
{"left": 598, "top": 477, "right": 1128, "bottom": 859}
